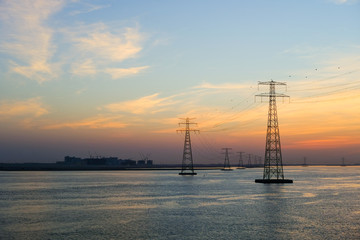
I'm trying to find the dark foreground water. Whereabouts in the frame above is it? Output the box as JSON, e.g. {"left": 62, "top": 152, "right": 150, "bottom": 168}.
{"left": 0, "top": 166, "right": 359, "bottom": 240}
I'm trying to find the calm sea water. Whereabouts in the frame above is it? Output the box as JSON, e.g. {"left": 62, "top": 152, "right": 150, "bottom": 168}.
{"left": 0, "top": 166, "right": 359, "bottom": 240}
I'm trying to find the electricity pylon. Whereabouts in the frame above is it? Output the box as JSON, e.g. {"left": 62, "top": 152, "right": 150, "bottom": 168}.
{"left": 247, "top": 153, "right": 252, "bottom": 168}
{"left": 255, "top": 80, "right": 293, "bottom": 183}
{"left": 302, "top": 157, "right": 308, "bottom": 167}
{"left": 237, "top": 151, "right": 245, "bottom": 169}
{"left": 254, "top": 155, "right": 259, "bottom": 166}
{"left": 341, "top": 157, "right": 346, "bottom": 167}
{"left": 177, "top": 118, "right": 199, "bottom": 175}
{"left": 221, "top": 148, "right": 233, "bottom": 171}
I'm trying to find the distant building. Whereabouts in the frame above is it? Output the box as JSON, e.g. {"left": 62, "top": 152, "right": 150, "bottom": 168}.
{"left": 85, "top": 157, "right": 119, "bottom": 165}
{"left": 120, "top": 159, "right": 137, "bottom": 166}
{"left": 59, "top": 156, "right": 152, "bottom": 167}
{"left": 137, "top": 160, "right": 146, "bottom": 165}
{"left": 64, "top": 156, "right": 85, "bottom": 165}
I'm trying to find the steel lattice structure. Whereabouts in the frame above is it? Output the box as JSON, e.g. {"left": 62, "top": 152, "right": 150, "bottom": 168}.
{"left": 255, "top": 80, "right": 293, "bottom": 183}
{"left": 247, "top": 153, "right": 252, "bottom": 167}
{"left": 221, "top": 148, "right": 233, "bottom": 171}
{"left": 237, "top": 151, "right": 245, "bottom": 168}
{"left": 177, "top": 118, "right": 199, "bottom": 175}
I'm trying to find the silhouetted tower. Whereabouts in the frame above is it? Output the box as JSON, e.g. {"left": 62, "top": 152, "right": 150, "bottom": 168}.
{"left": 237, "top": 151, "right": 245, "bottom": 169}
{"left": 247, "top": 154, "right": 252, "bottom": 167}
{"left": 177, "top": 118, "right": 199, "bottom": 175}
{"left": 303, "top": 157, "right": 308, "bottom": 167}
{"left": 255, "top": 80, "right": 293, "bottom": 183}
{"left": 221, "top": 148, "right": 233, "bottom": 171}
{"left": 341, "top": 157, "right": 346, "bottom": 166}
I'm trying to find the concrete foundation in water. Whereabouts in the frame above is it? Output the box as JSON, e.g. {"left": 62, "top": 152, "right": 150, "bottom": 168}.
{"left": 255, "top": 179, "right": 293, "bottom": 183}
{"left": 179, "top": 172, "right": 197, "bottom": 175}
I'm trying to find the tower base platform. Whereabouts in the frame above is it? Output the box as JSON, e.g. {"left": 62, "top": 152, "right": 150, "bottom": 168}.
{"left": 179, "top": 172, "right": 197, "bottom": 175}
{"left": 255, "top": 179, "right": 293, "bottom": 184}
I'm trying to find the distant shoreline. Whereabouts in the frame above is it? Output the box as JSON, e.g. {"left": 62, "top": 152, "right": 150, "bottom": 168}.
{"left": 0, "top": 163, "right": 225, "bottom": 171}
{"left": 0, "top": 163, "right": 359, "bottom": 171}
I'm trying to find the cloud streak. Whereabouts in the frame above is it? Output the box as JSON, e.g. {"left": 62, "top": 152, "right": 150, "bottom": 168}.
{"left": 105, "top": 66, "right": 149, "bottom": 79}
{"left": 69, "top": 2, "right": 110, "bottom": 16}
{"left": 0, "top": 97, "right": 49, "bottom": 118}
{"left": 44, "top": 115, "right": 128, "bottom": 129}
{"left": 104, "top": 93, "right": 177, "bottom": 114}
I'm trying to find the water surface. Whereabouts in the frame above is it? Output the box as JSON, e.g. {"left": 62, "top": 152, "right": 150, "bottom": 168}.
{"left": 1, "top": 166, "right": 359, "bottom": 239}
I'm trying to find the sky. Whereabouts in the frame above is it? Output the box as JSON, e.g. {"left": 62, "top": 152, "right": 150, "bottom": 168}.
{"left": 0, "top": 0, "right": 360, "bottom": 165}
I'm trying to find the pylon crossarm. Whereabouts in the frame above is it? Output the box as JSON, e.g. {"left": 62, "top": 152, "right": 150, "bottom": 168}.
{"left": 255, "top": 93, "right": 289, "bottom": 98}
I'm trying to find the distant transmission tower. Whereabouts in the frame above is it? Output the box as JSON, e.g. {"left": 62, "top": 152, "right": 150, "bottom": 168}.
{"left": 177, "top": 118, "right": 199, "bottom": 175}
{"left": 247, "top": 154, "right": 252, "bottom": 168}
{"left": 255, "top": 80, "right": 293, "bottom": 183}
{"left": 221, "top": 148, "right": 233, "bottom": 171}
{"left": 237, "top": 151, "right": 245, "bottom": 169}
{"left": 302, "top": 157, "right": 308, "bottom": 167}
{"left": 341, "top": 157, "right": 346, "bottom": 167}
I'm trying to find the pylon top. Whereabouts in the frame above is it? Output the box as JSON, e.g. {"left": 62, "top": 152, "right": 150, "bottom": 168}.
{"left": 179, "top": 117, "right": 196, "bottom": 121}
{"left": 256, "top": 80, "right": 289, "bottom": 99}
{"left": 177, "top": 117, "right": 199, "bottom": 133}
{"left": 258, "top": 80, "right": 287, "bottom": 85}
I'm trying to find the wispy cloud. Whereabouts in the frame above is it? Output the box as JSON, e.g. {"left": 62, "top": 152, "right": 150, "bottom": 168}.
{"left": 72, "top": 25, "right": 143, "bottom": 62}
{"left": 104, "top": 93, "right": 177, "bottom": 114}
{"left": 71, "top": 59, "right": 97, "bottom": 76}
{"left": 105, "top": 66, "right": 149, "bottom": 79}
{"left": 0, "top": 97, "right": 49, "bottom": 118}
{"left": 67, "top": 23, "right": 148, "bottom": 79}
{"left": 0, "top": 1, "right": 149, "bottom": 82}
{"left": 0, "top": 0, "right": 64, "bottom": 82}
{"left": 44, "top": 115, "right": 128, "bottom": 129}
{"left": 69, "top": 2, "right": 110, "bottom": 16}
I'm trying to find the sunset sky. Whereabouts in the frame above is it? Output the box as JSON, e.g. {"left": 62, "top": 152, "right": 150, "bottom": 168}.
{"left": 0, "top": 0, "right": 359, "bottom": 164}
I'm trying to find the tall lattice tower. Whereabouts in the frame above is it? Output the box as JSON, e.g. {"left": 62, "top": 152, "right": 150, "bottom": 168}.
{"left": 237, "top": 151, "right": 245, "bottom": 169}
{"left": 221, "top": 148, "right": 233, "bottom": 171}
{"left": 255, "top": 80, "right": 293, "bottom": 183}
{"left": 177, "top": 118, "right": 199, "bottom": 175}
{"left": 247, "top": 153, "right": 252, "bottom": 167}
